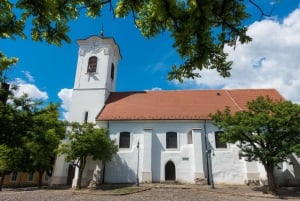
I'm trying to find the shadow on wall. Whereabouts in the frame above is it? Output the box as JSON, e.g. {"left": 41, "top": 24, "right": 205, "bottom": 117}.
{"left": 277, "top": 154, "right": 300, "bottom": 186}
{"left": 104, "top": 154, "right": 137, "bottom": 183}
{"left": 290, "top": 154, "right": 300, "bottom": 179}
{"left": 152, "top": 133, "right": 163, "bottom": 182}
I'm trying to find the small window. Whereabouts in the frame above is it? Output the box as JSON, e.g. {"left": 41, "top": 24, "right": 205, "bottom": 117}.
{"left": 166, "top": 132, "right": 177, "bottom": 149}
{"left": 11, "top": 171, "right": 18, "bottom": 181}
{"left": 44, "top": 174, "right": 49, "bottom": 181}
{"left": 111, "top": 63, "right": 115, "bottom": 80}
{"left": 215, "top": 131, "right": 227, "bottom": 148}
{"left": 87, "top": 56, "right": 97, "bottom": 73}
{"left": 119, "top": 132, "right": 130, "bottom": 148}
{"left": 187, "top": 131, "right": 193, "bottom": 144}
{"left": 84, "top": 111, "right": 88, "bottom": 122}
{"left": 28, "top": 172, "right": 34, "bottom": 182}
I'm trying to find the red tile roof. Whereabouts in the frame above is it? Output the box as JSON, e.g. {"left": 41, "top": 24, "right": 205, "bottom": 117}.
{"left": 97, "top": 89, "right": 284, "bottom": 121}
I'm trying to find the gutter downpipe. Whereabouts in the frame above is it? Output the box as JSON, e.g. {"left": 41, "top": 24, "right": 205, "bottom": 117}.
{"left": 204, "top": 120, "right": 215, "bottom": 189}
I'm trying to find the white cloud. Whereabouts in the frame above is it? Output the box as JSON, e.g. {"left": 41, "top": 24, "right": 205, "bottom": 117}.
{"left": 58, "top": 88, "right": 73, "bottom": 120}
{"left": 12, "top": 78, "right": 48, "bottom": 100}
{"left": 177, "top": 8, "right": 300, "bottom": 103}
{"left": 21, "top": 71, "right": 35, "bottom": 83}
{"left": 146, "top": 87, "right": 162, "bottom": 91}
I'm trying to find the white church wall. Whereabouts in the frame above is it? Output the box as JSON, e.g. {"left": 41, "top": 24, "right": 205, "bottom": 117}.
{"left": 199, "top": 122, "right": 247, "bottom": 185}
{"left": 68, "top": 89, "right": 107, "bottom": 123}
{"left": 103, "top": 120, "right": 208, "bottom": 183}
{"left": 50, "top": 154, "right": 70, "bottom": 185}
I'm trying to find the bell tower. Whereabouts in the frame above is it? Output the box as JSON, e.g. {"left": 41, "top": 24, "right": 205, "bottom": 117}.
{"left": 68, "top": 34, "right": 121, "bottom": 123}
{"left": 50, "top": 33, "right": 121, "bottom": 186}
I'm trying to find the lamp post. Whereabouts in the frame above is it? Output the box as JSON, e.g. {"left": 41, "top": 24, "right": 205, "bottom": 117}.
{"left": 136, "top": 140, "right": 140, "bottom": 187}
{"left": 204, "top": 121, "right": 215, "bottom": 189}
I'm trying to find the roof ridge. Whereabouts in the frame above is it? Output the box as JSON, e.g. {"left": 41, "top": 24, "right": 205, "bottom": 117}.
{"left": 225, "top": 90, "right": 243, "bottom": 111}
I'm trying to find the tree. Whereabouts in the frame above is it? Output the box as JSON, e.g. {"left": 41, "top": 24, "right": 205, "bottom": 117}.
{"left": 0, "top": 91, "right": 65, "bottom": 189}
{"left": 0, "top": 93, "right": 36, "bottom": 190}
{"left": 59, "top": 122, "right": 118, "bottom": 189}
{"left": 25, "top": 103, "right": 65, "bottom": 188}
{"left": 0, "top": 0, "right": 263, "bottom": 81}
{"left": 0, "top": 145, "right": 24, "bottom": 190}
{"left": 211, "top": 96, "right": 300, "bottom": 194}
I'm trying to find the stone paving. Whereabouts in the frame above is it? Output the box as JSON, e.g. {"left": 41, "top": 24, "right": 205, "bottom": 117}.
{"left": 1, "top": 184, "right": 299, "bottom": 201}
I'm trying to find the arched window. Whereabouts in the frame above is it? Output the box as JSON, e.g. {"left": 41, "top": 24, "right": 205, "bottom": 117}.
{"left": 119, "top": 132, "right": 130, "bottom": 148}
{"left": 166, "top": 132, "right": 177, "bottom": 149}
{"left": 87, "top": 56, "right": 97, "bottom": 73}
{"left": 187, "top": 130, "right": 193, "bottom": 144}
{"left": 110, "top": 63, "right": 115, "bottom": 80}
{"left": 215, "top": 131, "right": 227, "bottom": 148}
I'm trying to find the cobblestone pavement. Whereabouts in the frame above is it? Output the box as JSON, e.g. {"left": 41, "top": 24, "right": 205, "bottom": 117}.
{"left": 1, "top": 185, "right": 299, "bottom": 201}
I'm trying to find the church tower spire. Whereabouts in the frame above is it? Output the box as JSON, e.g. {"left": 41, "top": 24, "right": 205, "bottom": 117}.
{"left": 68, "top": 34, "right": 121, "bottom": 123}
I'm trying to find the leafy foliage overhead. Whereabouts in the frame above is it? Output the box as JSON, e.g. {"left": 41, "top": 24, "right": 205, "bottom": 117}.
{"left": 1, "top": 0, "right": 253, "bottom": 81}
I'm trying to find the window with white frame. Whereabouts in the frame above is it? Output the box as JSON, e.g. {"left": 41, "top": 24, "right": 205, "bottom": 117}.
{"left": 215, "top": 131, "right": 227, "bottom": 148}
{"left": 111, "top": 63, "right": 115, "bottom": 80}
{"left": 119, "top": 132, "right": 130, "bottom": 148}
{"left": 166, "top": 132, "right": 177, "bottom": 149}
{"left": 187, "top": 130, "right": 193, "bottom": 144}
{"left": 87, "top": 56, "right": 97, "bottom": 73}
{"left": 84, "top": 111, "right": 88, "bottom": 122}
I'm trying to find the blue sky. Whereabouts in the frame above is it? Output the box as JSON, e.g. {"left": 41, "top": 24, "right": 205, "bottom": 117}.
{"left": 1, "top": 0, "right": 300, "bottom": 119}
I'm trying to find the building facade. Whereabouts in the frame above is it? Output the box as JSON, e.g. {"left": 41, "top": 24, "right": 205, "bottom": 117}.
{"left": 2, "top": 171, "right": 49, "bottom": 188}
{"left": 50, "top": 34, "right": 300, "bottom": 187}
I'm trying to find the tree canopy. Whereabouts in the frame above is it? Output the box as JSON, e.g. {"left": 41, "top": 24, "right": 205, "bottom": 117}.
{"left": 0, "top": 93, "right": 65, "bottom": 189}
{"left": 25, "top": 103, "right": 66, "bottom": 188}
{"left": 59, "top": 122, "right": 118, "bottom": 189}
{"left": 211, "top": 96, "right": 300, "bottom": 194}
{"left": 0, "top": 0, "right": 256, "bottom": 81}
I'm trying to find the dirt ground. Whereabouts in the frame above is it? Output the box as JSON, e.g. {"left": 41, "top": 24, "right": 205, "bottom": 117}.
{"left": 1, "top": 184, "right": 299, "bottom": 201}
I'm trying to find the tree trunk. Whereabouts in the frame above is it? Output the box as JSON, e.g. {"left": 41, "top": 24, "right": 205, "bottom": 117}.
{"left": 264, "top": 163, "right": 277, "bottom": 194}
{"left": 0, "top": 173, "right": 4, "bottom": 191}
{"left": 76, "top": 156, "right": 86, "bottom": 189}
{"left": 38, "top": 171, "right": 43, "bottom": 189}
{"left": 101, "top": 162, "right": 106, "bottom": 184}
{"left": 76, "top": 167, "right": 83, "bottom": 189}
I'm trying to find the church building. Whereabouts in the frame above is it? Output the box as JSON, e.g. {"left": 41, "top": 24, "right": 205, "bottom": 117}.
{"left": 50, "top": 33, "right": 300, "bottom": 187}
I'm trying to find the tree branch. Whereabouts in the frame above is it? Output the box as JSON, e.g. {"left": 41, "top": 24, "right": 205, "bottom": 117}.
{"left": 248, "top": 0, "right": 276, "bottom": 20}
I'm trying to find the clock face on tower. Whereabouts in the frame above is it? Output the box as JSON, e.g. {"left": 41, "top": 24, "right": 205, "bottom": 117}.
{"left": 87, "top": 56, "right": 97, "bottom": 73}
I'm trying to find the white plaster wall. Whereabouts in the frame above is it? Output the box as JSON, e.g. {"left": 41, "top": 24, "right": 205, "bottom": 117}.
{"left": 72, "top": 157, "right": 102, "bottom": 187}
{"left": 68, "top": 89, "right": 107, "bottom": 123}
{"left": 161, "top": 145, "right": 194, "bottom": 182}
{"left": 103, "top": 120, "right": 205, "bottom": 183}
{"left": 206, "top": 123, "right": 247, "bottom": 184}
{"left": 50, "top": 154, "right": 70, "bottom": 185}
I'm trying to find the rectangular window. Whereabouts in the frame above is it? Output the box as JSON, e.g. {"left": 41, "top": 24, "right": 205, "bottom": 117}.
{"left": 166, "top": 132, "right": 177, "bottom": 148}
{"left": 119, "top": 132, "right": 130, "bottom": 148}
{"left": 84, "top": 111, "right": 88, "bottom": 122}
{"left": 215, "top": 131, "right": 227, "bottom": 148}
{"left": 28, "top": 172, "right": 34, "bottom": 182}
{"left": 11, "top": 171, "right": 18, "bottom": 181}
{"left": 44, "top": 174, "right": 49, "bottom": 181}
